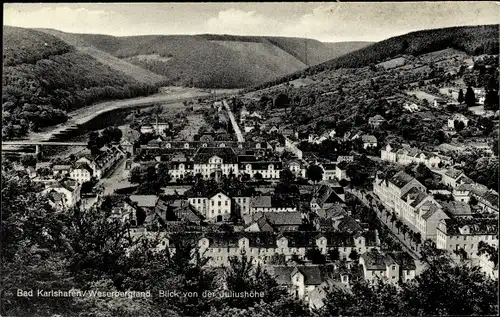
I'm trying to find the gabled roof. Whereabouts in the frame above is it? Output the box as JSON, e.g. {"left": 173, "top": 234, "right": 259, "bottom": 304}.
{"left": 361, "top": 251, "right": 395, "bottom": 270}
{"left": 369, "top": 115, "right": 385, "bottom": 122}
{"left": 361, "top": 135, "right": 377, "bottom": 143}
{"left": 270, "top": 265, "right": 323, "bottom": 285}
{"left": 389, "top": 171, "right": 415, "bottom": 189}
{"left": 440, "top": 201, "right": 473, "bottom": 217}
{"left": 73, "top": 162, "right": 94, "bottom": 174}
{"left": 401, "top": 187, "right": 428, "bottom": 207}
{"left": 192, "top": 147, "right": 238, "bottom": 164}
{"left": 444, "top": 168, "right": 464, "bottom": 179}
{"left": 387, "top": 252, "right": 416, "bottom": 270}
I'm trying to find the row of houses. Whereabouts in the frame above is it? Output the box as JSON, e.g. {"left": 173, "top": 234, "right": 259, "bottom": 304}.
{"left": 380, "top": 144, "right": 453, "bottom": 168}
{"left": 135, "top": 230, "right": 380, "bottom": 267}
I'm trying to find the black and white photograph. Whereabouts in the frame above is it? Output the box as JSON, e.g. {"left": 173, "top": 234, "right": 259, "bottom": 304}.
{"left": 1, "top": 2, "right": 499, "bottom": 316}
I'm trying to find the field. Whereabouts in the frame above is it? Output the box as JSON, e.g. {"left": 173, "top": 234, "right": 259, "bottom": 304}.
{"left": 406, "top": 90, "right": 440, "bottom": 102}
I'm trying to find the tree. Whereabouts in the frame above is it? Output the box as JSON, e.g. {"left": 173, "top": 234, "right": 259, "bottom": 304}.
{"left": 454, "top": 120, "right": 465, "bottom": 132}
{"left": 484, "top": 89, "right": 499, "bottom": 111}
{"left": 348, "top": 249, "right": 359, "bottom": 262}
{"left": 20, "top": 154, "right": 37, "bottom": 167}
{"left": 401, "top": 224, "right": 409, "bottom": 239}
{"left": 101, "top": 126, "right": 123, "bottom": 144}
{"left": 328, "top": 248, "right": 340, "bottom": 262}
{"left": 87, "top": 131, "right": 104, "bottom": 155}
{"left": 305, "top": 247, "right": 326, "bottom": 264}
{"left": 464, "top": 86, "right": 476, "bottom": 107}
{"left": 279, "top": 168, "right": 295, "bottom": 186}
{"left": 306, "top": 164, "right": 323, "bottom": 192}
{"left": 274, "top": 93, "right": 289, "bottom": 109}
{"left": 254, "top": 172, "right": 263, "bottom": 181}
{"left": 129, "top": 166, "right": 143, "bottom": 184}
{"left": 395, "top": 220, "right": 402, "bottom": 234}
{"left": 390, "top": 213, "right": 397, "bottom": 228}
{"left": 458, "top": 88, "right": 464, "bottom": 103}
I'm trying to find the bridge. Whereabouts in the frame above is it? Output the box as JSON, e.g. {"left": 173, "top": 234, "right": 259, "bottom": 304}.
{"left": 2, "top": 141, "right": 87, "bottom": 156}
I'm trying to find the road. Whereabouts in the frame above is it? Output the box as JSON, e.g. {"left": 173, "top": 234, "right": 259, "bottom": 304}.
{"left": 222, "top": 99, "right": 244, "bottom": 142}
{"left": 23, "top": 87, "right": 238, "bottom": 143}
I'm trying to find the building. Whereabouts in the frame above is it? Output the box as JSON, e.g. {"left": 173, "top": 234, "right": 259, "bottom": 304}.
{"left": 250, "top": 196, "right": 297, "bottom": 213}
{"left": 52, "top": 164, "right": 72, "bottom": 177}
{"left": 361, "top": 135, "right": 377, "bottom": 149}
{"left": 436, "top": 218, "right": 498, "bottom": 258}
{"left": 359, "top": 250, "right": 416, "bottom": 285}
{"left": 368, "top": 115, "right": 386, "bottom": 128}
{"left": 434, "top": 98, "right": 448, "bottom": 107}
{"left": 244, "top": 211, "right": 304, "bottom": 232}
{"left": 440, "top": 168, "right": 470, "bottom": 188}
{"left": 187, "top": 190, "right": 232, "bottom": 222}
{"left": 192, "top": 147, "right": 239, "bottom": 179}
{"left": 373, "top": 171, "right": 449, "bottom": 241}
{"left": 448, "top": 114, "right": 469, "bottom": 130}
{"left": 239, "top": 161, "right": 282, "bottom": 180}
{"left": 453, "top": 183, "right": 499, "bottom": 214}
{"left": 153, "top": 230, "right": 380, "bottom": 268}
{"left": 42, "top": 178, "right": 82, "bottom": 210}
{"left": 268, "top": 265, "right": 324, "bottom": 304}
{"left": 70, "top": 163, "right": 94, "bottom": 184}
{"left": 287, "top": 160, "right": 306, "bottom": 178}
{"left": 380, "top": 144, "right": 449, "bottom": 168}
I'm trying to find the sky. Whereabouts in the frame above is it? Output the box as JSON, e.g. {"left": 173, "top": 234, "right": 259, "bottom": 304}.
{"left": 3, "top": 2, "right": 500, "bottom": 42}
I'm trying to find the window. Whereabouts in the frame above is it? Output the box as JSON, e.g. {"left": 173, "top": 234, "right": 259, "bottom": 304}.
{"left": 218, "top": 201, "right": 221, "bottom": 206}
{"left": 225, "top": 201, "right": 228, "bottom": 206}
{"left": 211, "top": 201, "right": 214, "bottom": 206}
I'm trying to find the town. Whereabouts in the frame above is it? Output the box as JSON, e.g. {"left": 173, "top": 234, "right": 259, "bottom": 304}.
{"left": 2, "top": 3, "right": 499, "bottom": 317}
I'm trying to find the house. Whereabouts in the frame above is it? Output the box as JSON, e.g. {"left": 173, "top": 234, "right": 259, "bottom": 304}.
{"left": 140, "top": 125, "right": 155, "bottom": 134}
{"left": 70, "top": 163, "right": 94, "bottom": 184}
{"left": 433, "top": 98, "right": 448, "bottom": 107}
{"left": 268, "top": 265, "right": 324, "bottom": 304}
{"left": 368, "top": 115, "right": 386, "bottom": 127}
{"left": 380, "top": 144, "right": 446, "bottom": 168}
{"left": 436, "top": 218, "right": 498, "bottom": 259}
{"left": 287, "top": 160, "right": 306, "bottom": 178}
{"left": 440, "top": 201, "right": 474, "bottom": 218}
{"left": 359, "top": 250, "right": 416, "bottom": 285}
{"left": 244, "top": 211, "right": 304, "bottom": 232}
{"left": 448, "top": 114, "right": 469, "bottom": 130}
{"left": 52, "top": 164, "right": 72, "bottom": 177}
{"left": 250, "top": 196, "right": 297, "bottom": 213}
{"left": 361, "top": 135, "right": 377, "bottom": 149}
{"left": 187, "top": 190, "right": 232, "bottom": 222}
{"left": 311, "top": 185, "right": 345, "bottom": 212}
{"left": 42, "top": 178, "right": 82, "bottom": 210}
{"left": 403, "top": 103, "right": 420, "bottom": 113}
{"left": 135, "top": 230, "right": 379, "bottom": 269}
{"left": 239, "top": 161, "right": 282, "bottom": 180}
{"left": 440, "top": 168, "right": 469, "bottom": 188}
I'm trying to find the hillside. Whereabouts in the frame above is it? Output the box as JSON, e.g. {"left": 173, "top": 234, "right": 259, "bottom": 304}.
{"left": 2, "top": 26, "right": 161, "bottom": 140}
{"left": 37, "top": 28, "right": 166, "bottom": 85}
{"left": 62, "top": 33, "right": 363, "bottom": 88}
{"left": 324, "top": 41, "right": 373, "bottom": 58}
{"left": 250, "top": 24, "right": 499, "bottom": 91}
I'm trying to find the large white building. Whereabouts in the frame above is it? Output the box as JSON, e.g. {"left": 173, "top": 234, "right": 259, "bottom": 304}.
{"left": 374, "top": 171, "right": 449, "bottom": 241}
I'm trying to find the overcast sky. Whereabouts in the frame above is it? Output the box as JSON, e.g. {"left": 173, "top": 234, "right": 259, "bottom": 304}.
{"left": 4, "top": 2, "right": 499, "bottom": 42}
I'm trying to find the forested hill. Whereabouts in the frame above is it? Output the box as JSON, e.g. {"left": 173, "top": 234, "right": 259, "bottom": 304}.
{"left": 250, "top": 24, "right": 499, "bottom": 91}
{"left": 2, "top": 26, "right": 162, "bottom": 140}
{"left": 63, "top": 32, "right": 370, "bottom": 88}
